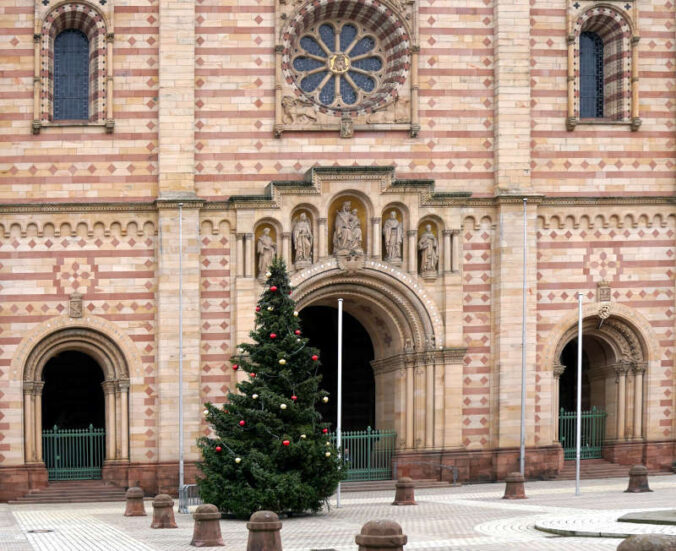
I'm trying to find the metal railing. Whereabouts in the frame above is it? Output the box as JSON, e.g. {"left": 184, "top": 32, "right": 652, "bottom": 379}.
{"left": 559, "top": 407, "right": 607, "bottom": 460}
{"left": 330, "top": 427, "right": 397, "bottom": 481}
{"left": 42, "top": 424, "right": 105, "bottom": 481}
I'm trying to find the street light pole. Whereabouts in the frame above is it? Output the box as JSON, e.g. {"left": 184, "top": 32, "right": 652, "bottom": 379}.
{"left": 519, "top": 197, "right": 528, "bottom": 475}
{"left": 178, "top": 203, "right": 184, "bottom": 494}
{"left": 336, "top": 298, "right": 343, "bottom": 508}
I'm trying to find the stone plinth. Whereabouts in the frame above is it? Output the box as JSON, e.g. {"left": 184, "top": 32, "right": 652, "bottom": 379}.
{"left": 247, "top": 510, "right": 282, "bottom": 551}
{"left": 503, "top": 471, "right": 526, "bottom": 499}
{"left": 356, "top": 520, "right": 407, "bottom": 551}
{"left": 151, "top": 494, "right": 178, "bottom": 528}
{"left": 625, "top": 465, "right": 652, "bottom": 493}
{"left": 191, "top": 504, "right": 224, "bottom": 547}
{"left": 392, "top": 477, "right": 416, "bottom": 506}
{"left": 124, "top": 487, "right": 146, "bottom": 516}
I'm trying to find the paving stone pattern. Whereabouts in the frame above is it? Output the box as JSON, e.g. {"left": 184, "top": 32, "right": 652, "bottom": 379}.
{"left": 0, "top": 476, "right": 675, "bottom": 551}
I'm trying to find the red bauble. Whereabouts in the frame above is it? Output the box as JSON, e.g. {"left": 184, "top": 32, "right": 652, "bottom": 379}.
{"left": 291, "top": 395, "right": 297, "bottom": 401}
{"left": 289, "top": 291, "right": 292, "bottom": 295}
{"left": 294, "top": 330, "right": 301, "bottom": 336}
{"left": 270, "top": 333, "right": 277, "bottom": 339}
{"left": 256, "top": 306, "right": 260, "bottom": 312}
{"left": 249, "top": 372, "right": 256, "bottom": 378}
{"left": 239, "top": 420, "right": 245, "bottom": 427}
{"left": 232, "top": 364, "right": 239, "bottom": 371}
{"left": 312, "top": 354, "right": 319, "bottom": 361}
{"left": 215, "top": 446, "right": 222, "bottom": 452}
{"left": 282, "top": 440, "right": 290, "bottom": 446}
{"left": 270, "top": 285, "right": 278, "bottom": 292}
{"left": 322, "top": 428, "right": 328, "bottom": 434}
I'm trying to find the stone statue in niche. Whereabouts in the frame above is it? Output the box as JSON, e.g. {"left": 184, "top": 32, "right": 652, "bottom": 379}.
{"left": 333, "top": 201, "right": 363, "bottom": 255}
{"left": 257, "top": 227, "right": 276, "bottom": 279}
{"left": 281, "top": 95, "right": 317, "bottom": 125}
{"left": 292, "top": 212, "right": 313, "bottom": 267}
{"left": 418, "top": 224, "right": 438, "bottom": 276}
{"left": 382, "top": 211, "right": 403, "bottom": 264}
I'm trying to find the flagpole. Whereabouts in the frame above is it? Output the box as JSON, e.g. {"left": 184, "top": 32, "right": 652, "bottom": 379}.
{"left": 575, "top": 292, "right": 583, "bottom": 496}
{"left": 178, "top": 203, "right": 184, "bottom": 494}
{"left": 336, "top": 298, "right": 343, "bottom": 508}
{"left": 519, "top": 197, "right": 527, "bottom": 475}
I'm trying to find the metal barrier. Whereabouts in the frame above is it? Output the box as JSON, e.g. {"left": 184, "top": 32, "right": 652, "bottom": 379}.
{"left": 559, "top": 406, "right": 607, "bottom": 460}
{"left": 42, "top": 424, "right": 105, "bottom": 481}
{"left": 178, "top": 483, "right": 203, "bottom": 513}
{"left": 391, "top": 460, "right": 459, "bottom": 486}
{"left": 330, "top": 427, "right": 397, "bottom": 481}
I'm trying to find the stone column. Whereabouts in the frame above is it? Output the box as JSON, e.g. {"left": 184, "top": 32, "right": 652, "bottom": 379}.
{"left": 23, "top": 382, "right": 35, "bottom": 462}
{"left": 32, "top": 33, "right": 40, "bottom": 132}
{"left": 413, "top": 365, "right": 425, "bottom": 449}
{"left": 235, "top": 234, "right": 244, "bottom": 277}
{"left": 630, "top": 36, "right": 640, "bottom": 129}
{"left": 318, "top": 218, "right": 328, "bottom": 258}
{"left": 615, "top": 364, "right": 628, "bottom": 441}
{"left": 102, "top": 381, "right": 116, "bottom": 460}
{"left": 405, "top": 361, "right": 414, "bottom": 449}
{"left": 552, "top": 363, "right": 565, "bottom": 441}
{"left": 566, "top": 34, "right": 575, "bottom": 129}
{"left": 105, "top": 33, "right": 114, "bottom": 125}
{"left": 442, "top": 231, "right": 452, "bottom": 273}
{"left": 371, "top": 217, "right": 381, "bottom": 258}
{"left": 281, "top": 232, "right": 291, "bottom": 267}
{"left": 632, "top": 363, "right": 645, "bottom": 440}
{"left": 244, "top": 233, "right": 254, "bottom": 278}
{"left": 451, "top": 230, "right": 460, "bottom": 273}
{"left": 407, "top": 230, "right": 417, "bottom": 274}
{"left": 118, "top": 380, "right": 130, "bottom": 460}
{"left": 34, "top": 382, "right": 44, "bottom": 461}
{"left": 424, "top": 357, "right": 434, "bottom": 448}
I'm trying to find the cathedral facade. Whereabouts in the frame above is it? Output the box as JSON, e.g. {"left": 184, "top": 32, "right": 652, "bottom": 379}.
{"left": 0, "top": 0, "right": 674, "bottom": 500}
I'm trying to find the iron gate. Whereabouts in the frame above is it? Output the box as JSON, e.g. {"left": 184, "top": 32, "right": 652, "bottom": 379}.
{"left": 330, "top": 427, "right": 396, "bottom": 481}
{"left": 42, "top": 424, "right": 105, "bottom": 480}
{"left": 559, "top": 407, "right": 606, "bottom": 460}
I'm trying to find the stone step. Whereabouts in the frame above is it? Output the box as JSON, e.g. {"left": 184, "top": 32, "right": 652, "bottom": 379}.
{"left": 9, "top": 481, "right": 127, "bottom": 504}
{"left": 339, "top": 478, "right": 454, "bottom": 492}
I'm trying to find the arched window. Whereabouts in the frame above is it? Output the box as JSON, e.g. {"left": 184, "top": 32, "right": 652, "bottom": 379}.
{"left": 579, "top": 32, "right": 604, "bottom": 119}
{"left": 54, "top": 30, "right": 89, "bottom": 121}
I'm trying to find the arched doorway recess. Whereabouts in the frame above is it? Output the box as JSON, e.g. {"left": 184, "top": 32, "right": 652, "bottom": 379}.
{"left": 22, "top": 327, "right": 130, "bottom": 479}
{"left": 291, "top": 259, "right": 466, "bottom": 452}
{"left": 552, "top": 314, "right": 648, "bottom": 461}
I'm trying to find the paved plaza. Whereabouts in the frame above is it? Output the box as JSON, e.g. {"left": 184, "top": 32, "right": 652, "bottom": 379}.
{"left": 1, "top": 475, "right": 675, "bottom": 551}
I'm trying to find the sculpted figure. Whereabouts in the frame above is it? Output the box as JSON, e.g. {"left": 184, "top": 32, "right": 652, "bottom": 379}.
{"left": 257, "top": 228, "right": 276, "bottom": 277}
{"left": 382, "top": 211, "right": 403, "bottom": 262}
{"left": 281, "top": 95, "right": 317, "bottom": 125}
{"left": 350, "top": 209, "right": 363, "bottom": 250}
{"left": 418, "top": 224, "right": 438, "bottom": 274}
{"left": 292, "top": 212, "right": 313, "bottom": 264}
{"left": 333, "top": 201, "right": 362, "bottom": 254}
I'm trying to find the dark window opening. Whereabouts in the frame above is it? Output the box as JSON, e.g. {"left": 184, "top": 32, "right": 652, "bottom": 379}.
{"left": 579, "top": 31, "right": 604, "bottom": 118}
{"left": 54, "top": 29, "right": 89, "bottom": 121}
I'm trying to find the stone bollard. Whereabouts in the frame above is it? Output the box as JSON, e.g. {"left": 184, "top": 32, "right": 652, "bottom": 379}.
{"left": 247, "top": 510, "right": 282, "bottom": 551}
{"left": 191, "top": 504, "right": 224, "bottom": 547}
{"left": 392, "top": 477, "right": 416, "bottom": 506}
{"left": 503, "top": 472, "right": 526, "bottom": 499}
{"left": 356, "top": 520, "right": 407, "bottom": 551}
{"left": 625, "top": 465, "right": 652, "bottom": 493}
{"left": 617, "top": 534, "right": 676, "bottom": 551}
{"left": 150, "top": 494, "right": 178, "bottom": 529}
{"left": 124, "top": 486, "right": 146, "bottom": 516}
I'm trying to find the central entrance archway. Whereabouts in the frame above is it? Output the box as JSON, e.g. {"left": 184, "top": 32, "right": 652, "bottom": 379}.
{"left": 300, "top": 306, "right": 375, "bottom": 430}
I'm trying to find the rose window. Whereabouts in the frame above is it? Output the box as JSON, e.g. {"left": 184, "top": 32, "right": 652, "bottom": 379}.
{"left": 282, "top": 0, "right": 410, "bottom": 116}
{"left": 293, "top": 23, "right": 383, "bottom": 109}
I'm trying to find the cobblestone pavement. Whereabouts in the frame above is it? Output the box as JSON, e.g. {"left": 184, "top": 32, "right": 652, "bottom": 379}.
{"left": 0, "top": 475, "right": 674, "bottom": 551}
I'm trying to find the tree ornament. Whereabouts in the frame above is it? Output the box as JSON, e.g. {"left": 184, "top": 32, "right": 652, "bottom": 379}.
{"left": 265, "top": 271, "right": 272, "bottom": 278}
{"left": 215, "top": 446, "right": 222, "bottom": 452}
{"left": 237, "top": 347, "right": 243, "bottom": 354}
{"left": 291, "top": 395, "right": 297, "bottom": 401}
{"left": 297, "top": 338, "right": 301, "bottom": 342}
{"left": 249, "top": 372, "right": 256, "bottom": 378}
{"left": 267, "top": 306, "right": 273, "bottom": 311}
{"left": 232, "top": 364, "right": 239, "bottom": 371}
{"left": 235, "top": 457, "right": 241, "bottom": 463}
{"left": 294, "top": 330, "right": 301, "bottom": 336}
{"left": 289, "top": 291, "right": 293, "bottom": 295}
{"left": 326, "top": 441, "right": 331, "bottom": 446}
{"left": 270, "top": 333, "right": 277, "bottom": 339}
{"left": 203, "top": 409, "right": 209, "bottom": 416}
{"left": 322, "top": 396, "right": 329, "bottom": 403}
{"left": 278, "top": 358, "right": 286, "bottom": 365}
{"left": 282, "top": 440, "right": 290, "bottom": 446}
{"left": 300, "top": 434, "right": 306, "bottom": 439}
{"left": 280, "top": 403, "right": 287, "bottom": 410}
{"left": 312, "top": 355, "right": 319, "bottom": 361}
{"left": 293, "top": 311, "right": 299, "bottom": 317}
{"left": 322, "top": 428, "right": 328, "bottom": 434}
{"left": 325, "top": 452, "right": 331, "bottom": 457}
{"left": 239, "top": 420, "right": 246, "bottom": 427}
{"left": 256, "top": 306, "right": 261, "bottom": 312}
{"left": 270, "top": 285, "right": 278, "bottom": 292}
{"left": 252, "top": 393, "right": 259, "bottom": 399}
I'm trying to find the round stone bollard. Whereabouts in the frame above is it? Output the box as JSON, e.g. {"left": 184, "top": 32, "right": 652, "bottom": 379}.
{"left": 356, "top": 519, "right": 407, "bottom": 551}
{"left": 150, "top": 494, "right": 178, "bottom": 529}
{"left": 503, "top": 472, "right": 527, "bottom": 499}
{"left": 617, "top": 534, "right": 676, "bottom": 551}
{"left": 124, "top": 486, "right": 146, "bottom": 517}
{"left": 392, "top": 477, "right": 416, "bottom": 506}
{"left": 625, "top": 465, "right": 653, "bottom": 493}
{"left": 247, "top": 510, "right": 282, "bottom": 551}
{"left": 190, "top": 504, "right": 224, "bottom": 547}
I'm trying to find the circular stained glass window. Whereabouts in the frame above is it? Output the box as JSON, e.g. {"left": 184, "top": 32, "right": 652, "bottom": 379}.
{"left": 292, "top": 23, "right": 383, "bottom": 110}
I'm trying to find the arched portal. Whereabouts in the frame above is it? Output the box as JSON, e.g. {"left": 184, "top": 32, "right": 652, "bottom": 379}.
{"left": 300, "top": 306, "right": 375, "bottom": 430}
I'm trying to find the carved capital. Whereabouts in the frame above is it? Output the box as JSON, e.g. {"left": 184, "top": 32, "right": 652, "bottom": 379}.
{"left": 101, "top": 380, "right": 117, "bottom": 394}
{"left": 566, "top": 116, "right": 578, "bottom": 131}
{"left": 105, "top": 119, "right": 115, "bottom": 133}
{"left": 117, "top": 379, "right": 130, "bottom": 392}
{"left": 23, "top": 381, "right": 36, "bottom": 395}
{"left": 630, "top": 117, "right": 642, "bottom": 131}
{"left": 32, "top": 120, "right": 41, "bottom": 135}
{"left": 632, "top": 362, "right": 647, "bottom": 375}
{"left": 553, "top": 362, "right": 566, "bottom": 378}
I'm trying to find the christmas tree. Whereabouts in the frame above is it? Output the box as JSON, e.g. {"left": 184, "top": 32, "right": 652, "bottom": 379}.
{"left": 197, "top": 257, "right": 343, "bottom": 517}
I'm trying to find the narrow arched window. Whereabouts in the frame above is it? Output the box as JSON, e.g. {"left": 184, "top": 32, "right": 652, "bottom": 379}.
{"left": 54, "top": 30, "right": 89, "bottom": 121}
{"left": 579, "top": 31, "right": 604, "bottom": 118}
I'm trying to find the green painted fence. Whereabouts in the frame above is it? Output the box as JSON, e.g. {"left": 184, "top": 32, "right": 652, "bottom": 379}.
{"left": 42, "top": 424, "right": 105, "bottom": 481}
{"left": 559, "top": 407, "right": 607, "bottom": 460}
{"left": 330, "top": 427, "right": 396, "bottom": 481}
